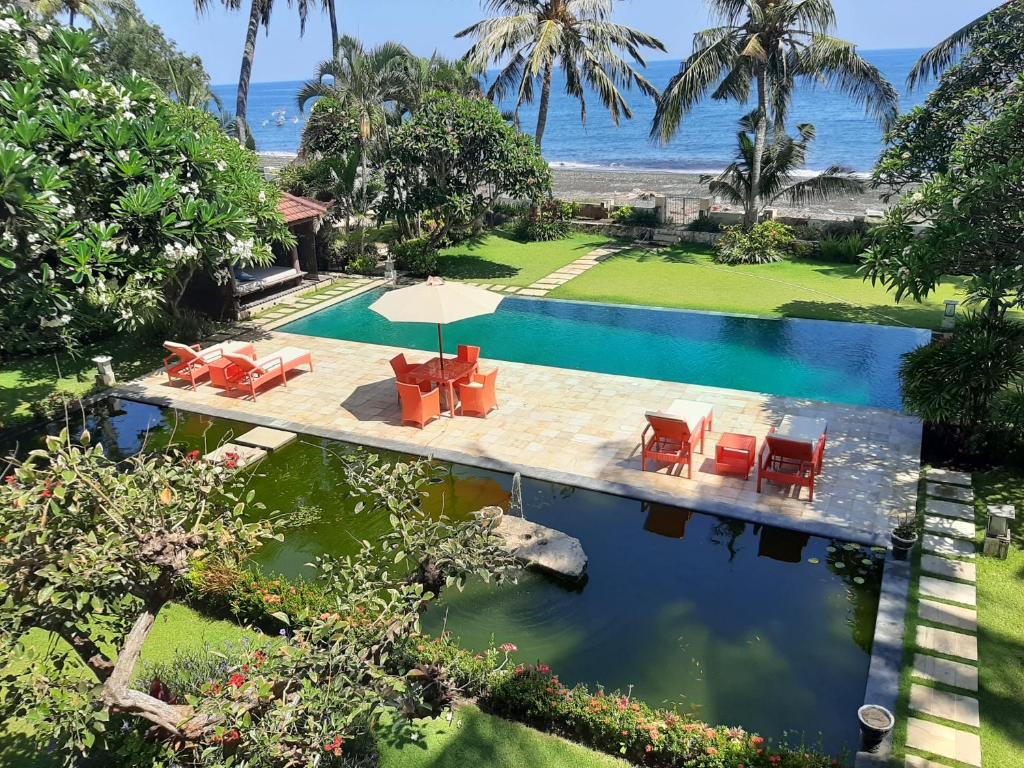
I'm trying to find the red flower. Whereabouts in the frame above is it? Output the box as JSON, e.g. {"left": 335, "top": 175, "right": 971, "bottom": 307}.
{"left": 645, "top": 745, "right": 653, "bottom": 753}
{"left": 4, "top": 476, "right": 17, "bottom": 485}
{"left": 323, "top": 736, "right": 344, "bottom": 756}
{"left": 40, "top": 489, "right": 53, "bottom": 499}
{"left": 499, "top": 643, "right": 518, "bottom": 654}
{"left": 752, "top": 736, "right": 765, "bottom": 746}
{"left": 770, "top": 756, "right": 782, "bottom": 766}
{"left": 186, "top": 450, "right": 201, "bottom": 462}
{"left": 537, "top": 664, "right": 551, "bottom": 675}
{"left": 228, "top": 673, "right": 246, "bottom": 689}
{"left": 707, "top": 747, "right": 719, "bottom": 757}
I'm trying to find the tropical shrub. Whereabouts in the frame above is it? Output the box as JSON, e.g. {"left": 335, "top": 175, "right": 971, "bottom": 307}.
{"left": 379, "top": 92, "right": 551, "bottom": 244}
{"left": 816, "top": 233, "right": 868, "bottom": 264}
{"left": 687, "top": 217, "right": 722, "bottom": 233}
{"left": 392, "top": 236, "right": 439, "bottom": 277}
{"left": 513, "top": 199, "right": 579, "bottom": 242}
{"left": 299, "top": 96, "right": 364, "bottom": 159}
{"left": 714, "top": 221, "right": 798, "bottom": 265}
{"left": 612, "top": 205, "right": 659, "bottom": 228}
{"left": 900, "top": 314, "right": 1024, "bottom": 451}
{"left": 0, "top": 9, "right": 290, "bottom": 355}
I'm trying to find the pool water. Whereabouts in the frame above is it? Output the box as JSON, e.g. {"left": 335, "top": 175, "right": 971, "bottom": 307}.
{"left": 280, "top": 289, "right": 929, "bottom": 409}
{"left": 12, "top": 399, "right": 882, "bottom": 755}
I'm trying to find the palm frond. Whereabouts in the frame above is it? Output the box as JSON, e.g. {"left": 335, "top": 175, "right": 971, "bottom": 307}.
{"left": 907, "top": 8, "right": 994, "bottom": 89}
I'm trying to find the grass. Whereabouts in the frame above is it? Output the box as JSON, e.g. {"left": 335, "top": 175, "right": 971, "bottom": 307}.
{"left": 435, "top": 231, "right": 613, "bottom": 287}
{"left": 972, "top": 471, "right": 1024, "bottom": 768}
{"left": 1, "top": 604, "right": 619, "bottom": 768}
{"left": 549, "top": 244, "right": 970, "bottom": 330}
{"left": 0, "top": 335, "right": 164, "bottom": 428}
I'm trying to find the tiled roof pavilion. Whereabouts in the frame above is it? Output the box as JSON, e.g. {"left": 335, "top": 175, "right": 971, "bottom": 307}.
{"left": 278, "top": 193, "right": 330, "bottom": 225}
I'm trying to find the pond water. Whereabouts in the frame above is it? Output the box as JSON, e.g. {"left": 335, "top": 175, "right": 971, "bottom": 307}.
{"left": 279, "top": 288, "right": 928, "bottom": 409}
{"left": 6, "top": 398, "right": 882, "bottom": 754}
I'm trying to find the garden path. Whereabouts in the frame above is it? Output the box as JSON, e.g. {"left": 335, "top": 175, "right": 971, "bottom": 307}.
{"left": 464, "top": 243, "right": 630, "bottom": 297}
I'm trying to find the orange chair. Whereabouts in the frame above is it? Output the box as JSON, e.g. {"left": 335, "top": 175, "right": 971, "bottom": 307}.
{"left": 458, "top": 368, "right": 498, "bottom": 418}
{"left": 756, "top": 420, "right": 827, "bottom": 501}
{"left": 641, "top": 412, "right": 701, "bottom": 479}
{"left": 162, "top": 340, "right": 255, "bottom": 390}
{"left": 222, "top": 348, "right": 313, "bottom": 401}
{"left": 390, "top": 354, "right": 432, "bottom": 393}
{"left": 398, "top": 381, "right": 441, "bottom": 428}
{"left": 455, "top": 344, "right": 481, "bottom": 387}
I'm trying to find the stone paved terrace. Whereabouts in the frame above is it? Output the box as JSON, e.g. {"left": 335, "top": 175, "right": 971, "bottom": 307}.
{"left": 117, "top": 331, "right": 923, "bottom": 546}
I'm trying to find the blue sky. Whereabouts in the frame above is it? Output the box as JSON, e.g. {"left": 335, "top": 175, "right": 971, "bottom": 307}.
{"left": 138, "top": 0, "right": 999, "bottom": 86}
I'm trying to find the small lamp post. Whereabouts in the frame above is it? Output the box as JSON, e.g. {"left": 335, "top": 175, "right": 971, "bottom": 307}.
{"left": 983, "top": 504, "right": 1015, "bottom": 559}
{"left": 91, "top": 355, "right": 116, "bottom": 387}
{"left": 942, "top": 300, "right": 959, "bottom": 331}
{"left": 383, "top": 256, "right": 397, "bottom": 285}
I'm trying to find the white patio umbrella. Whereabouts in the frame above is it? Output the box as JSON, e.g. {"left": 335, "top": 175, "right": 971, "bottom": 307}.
{"left": 369, "top": 277, "right": 503, "bottom": 372}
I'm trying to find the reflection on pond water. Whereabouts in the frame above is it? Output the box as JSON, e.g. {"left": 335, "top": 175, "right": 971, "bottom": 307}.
{"left": 4, "top": 397, "right": 882, "bottom": 755}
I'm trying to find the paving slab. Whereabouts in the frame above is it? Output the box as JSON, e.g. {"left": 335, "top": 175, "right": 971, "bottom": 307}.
{"left": 926, "top": 483, "right": 974, "bottom": 504}
{"left": 236, "top": 426, "right": 297, "bottom": 452}
{"left": 204, "top": 443, "right": 266, "bottom": 470}
{"left": 926, "top": 498, "right": 975, "bottom": 521}
{"left": 916, "top": 625, "right": 978, "bottom": 661}
{"left": 906, "top": 718, "right": 981, "bottom": 767}
{"left": 924, "top": 515, "right": 976, "bottom": 539}
{"left": 919, "top": 599, "right": 977, "bottom": 632}
{"left": 912, "top": 653, "right": 979, "bottom": 692}
{"left": 910, "top": 684, "right": 980, "bottom": 727}
{"left": 922, "top": 534, "right": 976, "bottom": 559}
{"left": 919, "top": 575, "right": 976, "bottom": 606}
{"left": 927, "top": 468, "right": 973, "bottom": 487}
{"left": 905, "top": 756, "right": 958, "bottom": 768}
{"left": 921, "top": 554, "right": 976, "bottom": 582}
{"left": 518, "top": 288, "right": 548, "bottom": 297}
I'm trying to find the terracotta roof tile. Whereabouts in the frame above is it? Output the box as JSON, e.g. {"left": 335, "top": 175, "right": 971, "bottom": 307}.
{"left": 278, "top": 193, "right": 330, "bottom": 224}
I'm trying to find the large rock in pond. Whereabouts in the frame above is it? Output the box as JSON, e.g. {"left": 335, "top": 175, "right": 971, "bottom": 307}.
{"left": 480, "top": 507, "right": 588, "bottom": 584}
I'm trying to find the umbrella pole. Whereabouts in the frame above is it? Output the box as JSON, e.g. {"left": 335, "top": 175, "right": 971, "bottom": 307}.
{"left": 437, "top": 324, "right": 445, "bottom": 374}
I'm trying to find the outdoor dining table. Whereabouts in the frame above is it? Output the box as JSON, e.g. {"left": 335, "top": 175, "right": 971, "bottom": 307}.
{"left": 413, "top": 357, "right": 476, "bottom": 417}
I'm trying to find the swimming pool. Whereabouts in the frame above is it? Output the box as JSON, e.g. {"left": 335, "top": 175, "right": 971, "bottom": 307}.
{"left": 280, "top": 289, "right": 928, "bottom": 409}
{"left": 18, "top": 398, "right": 882, "bottom": 755}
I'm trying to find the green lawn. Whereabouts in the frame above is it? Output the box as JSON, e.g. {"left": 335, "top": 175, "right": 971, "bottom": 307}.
{"left": 436, "top": 231, "right": 613, "bottom": 288}
{"left": 972, "top": 471, "right": 1024, "bottom": 768}
{"left": 0, "top": 336, "right": 164, "bottom": 427}
{"left": 2, "top": 604, "right": 619, "bottom": 768}
{"left": 549, "top": 244, "right": 970, "bottom": 330}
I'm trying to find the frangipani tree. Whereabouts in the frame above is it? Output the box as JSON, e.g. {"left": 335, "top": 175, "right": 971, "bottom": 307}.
{"left": 907, "top": 0, "right": 1016, "bottom": 88}
{"left": 457, "top": 0, "right": 665, "bottom": 150}
{"left": 704, "top": 120, "right": 864, "bottom": 223}
{"left": 653, "top": 0, "right": 897, "bottom": 228}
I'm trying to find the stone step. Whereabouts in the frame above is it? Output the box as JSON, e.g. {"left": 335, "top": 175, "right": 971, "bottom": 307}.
{"left": 923, "top": 534, "right": 976, "bottom": 559}
{"left": 919, "top": 599, "right": 977, "bottom": 632}
{"left": 910, "top": 683, "right": 980, "bottom": 727}
{"left": 921, "top": 554, "right": 976, "bottom": 582}
{"left": 906, "top": 756, "right": 957, "bottom": 768}
{"left": 912, "top": 653, "right": 979, "bottom": 692}
{"left": 906, "top": 718, "right": 981, "bottom": 767}
{"left": 919, "top": 575, "right": 976, "bottom": 606}
{"left": 926, "top": 483, "right": 974, "bottom": 504}
{"left": 916, "top": 625, "right": 978, "bottom": 661}
{"left": 926, "top": 498, "right": 976, "bottom": 521}
{"left": 518, "top": 288, "right": 548, "bottom": 297}
{"left": 927, "top": 468, "right": 973, "bottom": 487}
{"left": 236, "top": 426, "right": 297, "bottom": 452}
{"left": 924, "top": 515, "right": 976, "bottom": 540}
{"left": 204, "top": 443, "right": 266, "bottom": 470}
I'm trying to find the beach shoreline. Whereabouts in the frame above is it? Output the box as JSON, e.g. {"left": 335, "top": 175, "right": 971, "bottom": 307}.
{"left": 259, "top": 152, "right": 894, "bottom": 219}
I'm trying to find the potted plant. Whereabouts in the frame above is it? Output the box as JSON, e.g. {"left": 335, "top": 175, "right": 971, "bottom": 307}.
{"left": 858, "top": 704, "right": 895, "bottom": 753}
{"left": 891, "top": 512, "right": 918, "bottom": 561}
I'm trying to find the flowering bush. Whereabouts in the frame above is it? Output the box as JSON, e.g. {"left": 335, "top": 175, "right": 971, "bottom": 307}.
{"left": 0, "top": 9, "right": 291, "bottom": 354}
{"left": 714, "top": 221, "right": 799, "bottom": 265}
{"left": 512, "top": 199, "right": 580, "bottom": 242}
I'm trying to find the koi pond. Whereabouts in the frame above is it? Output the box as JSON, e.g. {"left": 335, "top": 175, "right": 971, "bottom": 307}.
{"left": 7, "top": 397, "right": 884, "bottom": 755}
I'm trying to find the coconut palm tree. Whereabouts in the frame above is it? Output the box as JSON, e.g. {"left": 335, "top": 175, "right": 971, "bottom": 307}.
{"left": 193, "top": 0, "right": 315, "bottom": 148}
{"left": 907, "top": 1, "right": 1014, "bottom": 89}
{"left": 703, "top": 119, "right": 864, "bottom": 224}
{"left": 653, "top": 0, "right": 897, "bottom": 228}
{"left": 399, "top": 54, "right": 486, "bottom": 115}
{"left": 33, "top": 0, "right": 132, "bottom": 29}
{"left": 456, "top": 0, "right": 666, "bottom": 150}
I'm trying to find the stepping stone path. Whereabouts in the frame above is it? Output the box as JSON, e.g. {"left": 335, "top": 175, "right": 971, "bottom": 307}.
{"left": 236, "top": 426, "right": 297, "bottom": 452}
{"left": 254, "top": 278, "right": 379, "bottom": 328}
{"left": 904, "top": 469, "right": 982, "bottom": 768}
{"left": 487, "top": 244, "right": 629, "bottom": 298}
{"left": 204, "top": 442, "right": 266, "bottom": 470}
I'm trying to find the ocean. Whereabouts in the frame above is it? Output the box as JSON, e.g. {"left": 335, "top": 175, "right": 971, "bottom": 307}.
{"left": 212, "top": 48, "right": 925, "bottom": 173}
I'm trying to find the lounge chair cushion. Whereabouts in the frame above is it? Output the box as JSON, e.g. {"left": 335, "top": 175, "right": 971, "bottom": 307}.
{"left": 774, "top": 416, "right": 827, "bottom": 446}
{"left": 668, "top": 399, "right": 713, "bottom": 431}
{"left": 254, "top": 346, "right": 311, "bottom": 371}
{"left": 165, "top": 340, "right": 250, "bottom": 363}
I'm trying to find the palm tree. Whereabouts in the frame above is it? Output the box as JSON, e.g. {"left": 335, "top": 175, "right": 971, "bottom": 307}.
{"left": 653, "top": 0, "right": 897, "bottom": 228}
{"left": 297, "top": 35, "right": 413, "bottom": 144}
{"left": 399, "top": 54, "right": 485, "bottom": 116}
{"left": 457, "top": 0, "right": 666, "bottom": 150}
{"left": 193, "top": 0, "right": 314, "bottom": 148}
{"left": 324, "top": 0, "right": 338, "bottom": 53}
{"left": 703, "top": 119, "right": 864, "bottom": 224}
{"left": 907, "top": 1, "right": 1013, "bottom": 89}
{"left": 34, "top": 0, "right": 132, "bottom": 28}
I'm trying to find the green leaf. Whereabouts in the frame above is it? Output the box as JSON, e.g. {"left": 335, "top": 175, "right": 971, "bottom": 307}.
{"left": 270, "top": 611, "right": 290, "bottom": 626}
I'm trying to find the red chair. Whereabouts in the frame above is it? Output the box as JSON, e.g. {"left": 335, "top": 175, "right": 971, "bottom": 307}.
{"left": 641, "top": 412, "right": 701, "bottom": 479}
{"left": 397, "top": 381, "right": 441, "bottom": 428}
{"left": 455, "top": 344, "right": 481, "bottom": 387}
{"left": 458, "top": 368, "right": 498, "bottom": 418}
{"left": 222, "top": 348, "right": 313, "bottom": 401}
{"left": 756, "top": 429, "right": 827, "bottom": 501}
{"left": 390, "top": 353, "right": 431, "bottom": 393}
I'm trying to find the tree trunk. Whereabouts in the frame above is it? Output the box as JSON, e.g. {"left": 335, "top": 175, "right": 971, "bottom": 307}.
{"left": 68, "top": 9, "right": 77, "bottom": 28}
{"left": 534, "top": 60, "right": 555, "bottom": 151}
{"left": 235, "top": 0, "right": 263, "bottom": 148}
{"left": 327, "top": 0, "right": 339, "bottom": 54}
{"left": 746, "top": 70, "right": 769, "bottom": 229}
